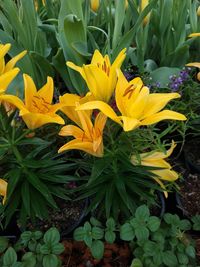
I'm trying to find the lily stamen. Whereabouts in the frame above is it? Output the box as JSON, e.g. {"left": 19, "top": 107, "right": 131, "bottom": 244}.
{"left": 123, "top": 84, "right": 135, "bottom": 99}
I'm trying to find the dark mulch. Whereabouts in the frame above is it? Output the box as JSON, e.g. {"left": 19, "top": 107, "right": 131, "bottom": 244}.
{"left": 60, "top": 240, "right": 131, "bottom": 267}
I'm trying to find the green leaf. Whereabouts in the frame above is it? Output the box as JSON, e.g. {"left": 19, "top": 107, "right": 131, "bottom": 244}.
{"left": 0, "top": 237, "right": 9, "bottom": 253}
{"left": 21, "top": 252, "right": 36, "bottom": 267}
{"left": 135, "top": 226, "right": 149, "bottom": 242}
{"left": 26, "top": 172, "right": 57, "bottom": 209}
{"left": 135, "top": 205, "right": 150, "bottom": 222}
{"left": 185, "top": 245, "right": 196, "bottom": 259}
{"left": 83, "top": 234, "right": 92, "bottom": 248}
{"left": 51, "top": 243, "right": 64, "bottom": 255}
{"left": 150, "top": 67, "right": 181, "bottom": 88}
{"left": 105, "top": 230, "right": 116, "bottom": 244}
{"left": 3, "top": 247, "right": 17, "bottom": 265}
{"left": 43, "top": 254, "right": 58, "bottom": 267}
{"left": 6, "top": 169, "right": 21, "bottom": 200}
{"left": 177, "top": 253, "right": 189, "bottom": 265}
{"left": 21, "top": 231, "right": 32, "bottom": 244}
{"left": 43, "top": 227, "right": 60, "bottom": 245}
{"left": 163, "top": 251, "right": 178, "bottom": 266}
{"left": 40, "top": 244, "right": 51, "bottom": 255}
{"left": 73, "top": 227, "right": 85, "bottom": 241}
{"left": 179, "top": 219, "right": 191, "bottom": 231}
{"left": 130, "top": 258, "right": 143, "bottom": 267}
{"left": 92, "top": 227, "right": 104, "bottom": 240}
{"left": 21, "top": 181, "right": 30, "bottom": 216}
{"left": 120, "top": 223, "right": 135, "bottom": 241}
{"left": 192, "top": 215, "right": 200, "bottom": 231}
{"left": 90, "top": 217, "right": 102, "bottom": 227}
{"left": 90, "top": 240, "right": 104, "bottom": 260}
{"left": 147, "top": 216, "right": 161, "bottom": 232}
{"left": 106, "top": 218, "right": 115, "bottom": 231}
{"left": 33, "top": 231, "right": 43, "bottom": 241}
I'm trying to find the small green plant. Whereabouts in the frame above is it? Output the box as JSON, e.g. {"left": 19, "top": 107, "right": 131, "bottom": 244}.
{"left": 74, "top": 205, "right": 197, "bottom": 266}
{"left": 0, "top": 227, "right": 64, "bottom": 267}
{"left": 130, "top": 212, "right": 196, "bottom": 267}
{"left": 74, "top": 217, "right": 116, "bottom": 259}
{"left": 191, "top": 215, "right": 200, "bottom": 231}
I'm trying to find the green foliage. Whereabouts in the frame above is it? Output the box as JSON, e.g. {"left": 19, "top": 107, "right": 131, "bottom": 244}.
{"left": 127, "top": 210, "right": 196, "bottom": 267}
{"left": 0, "top": 0, "right": 54, "bottom": 89}
{"left": 74, "top": 205, "right": 198, "bottom": 266}
{"left": 191, "top": 215, "right": 200, "bottom": 231}
{"left": 0, "top": 105, "right": 76, "bottom": 227}
{"left": 0, "top": 227, "right": 63, "bottom": 267}
{"left": 75, "top": 148, "right": 160, "bottom": 220}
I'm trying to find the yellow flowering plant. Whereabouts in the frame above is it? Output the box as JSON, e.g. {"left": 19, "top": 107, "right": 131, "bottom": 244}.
{"left": 54, "top": 49, "right": 187, "bottom": 220}
{"left": 0, "top": 45, "right": 187, "bottom": 224}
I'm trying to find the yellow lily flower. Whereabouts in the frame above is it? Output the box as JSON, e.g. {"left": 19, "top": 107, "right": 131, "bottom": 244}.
{"left": 76, "top": 71, "right": 187, "bottom": 132}
{"left": 0, "top": 43, "right": 26, "bottom": 94}
{"left": 131, "top": 141, "right": 178, "bottom": 197}
{"left": 90, "top": 0, "right": 100, "bottom": 12}
{"left": 67, "top": 49, "right": 126, "bottom": 103}
{"left": 188, "top": 32, "right": 200, "bottom": 38}
{"left": 58, "top": 111, "right": 107, "bottom": 157}
{"left": 140, "top": 0, "right": 150, "bottom": 25}
{"left": 0, "top": 178, "right": 7, "bottom": 205}
{"left": 186, "top": 62, "right": 200, "bottom": 81}
{"left": 0, "top": 74, "right": 64, "bottom": 129}
{"left": 197, "top": 6, "right": 200, "bottom": 16}
{"left": 59, "top": 93, "right": 93, "bottom": 127}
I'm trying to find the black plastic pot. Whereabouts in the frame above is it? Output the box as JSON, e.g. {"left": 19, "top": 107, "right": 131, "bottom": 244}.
{"left": 154, "top": 191, "right": 166, "bottom": 217}
{"left": 183, "top": 139, "right": 200, "bottom": 173}
{"left": 61, "top": 197, "right": 89, "bottom": 238}
{"left": 0, "top": 216, "right": 20, "bottom": 241}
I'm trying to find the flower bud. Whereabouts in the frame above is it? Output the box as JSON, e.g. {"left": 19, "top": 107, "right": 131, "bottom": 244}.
{"left": 90, "top": 0, "right": 100, "bottom": 12}
{"left": 197, "top": 6, "right": 200, "bottom": 16}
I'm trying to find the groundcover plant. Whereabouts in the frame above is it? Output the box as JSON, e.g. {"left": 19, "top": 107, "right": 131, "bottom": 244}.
{"left": 0, "top": 0, "right": 200, "bottom": 266}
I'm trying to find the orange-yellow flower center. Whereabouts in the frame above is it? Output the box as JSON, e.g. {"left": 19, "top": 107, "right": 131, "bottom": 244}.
{"left": 31, "top": 95, "right": 51, "bottom": 113}
{"left": 97, "top": 61, "right": 110, "bottom": 76}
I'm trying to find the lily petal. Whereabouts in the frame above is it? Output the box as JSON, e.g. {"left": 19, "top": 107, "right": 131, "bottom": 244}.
{"left": 186, "top": 62, "right": 200, "bottom": 68}
{"left": 0, "top": 68, "right": 20, "bottom": 92}
{"left": 0, "top": 178, "right": 7, "bottom": 204}
{"left": 151, "top": 169, "right": 179, "bottom": 181}
{"left": 37, "top": 76, "right": 54, "bottom": 104}
{"left": 0, "top": 94, "right": 27, "bottom": 113}
{"left": 22, "top": 112, "right": 65, "bottom": 129}
{"left": 77, "top": 100, "right": 121, "bottom": 125}
{"left": 59, "top": 125, "right": 84, "bottom": 139}
{"left": 91, "top": 49, "right": 105, "bottom": 65}
{"left": 142, "top": 93, "right": 181, "bottom": 118}
{"left": 5, "top": 50, "right": 27, "bottom": 72}
{"left": 83, "top": 65, "right": 110, "bottom": 102}
{"left": 23, "top": 74, "right": 37, "bottom": 110}
{"left": 188, "top": 32, "right": 200, "bottom": 38}
{"left": 66, "top": 61, "right": 86, "bottom": 80}
{"left": 58, "top": 139, "right": 103, "bottom": 157}
{"left": 141, "top": 110, "right": 186, "bottom": 125}
{"left": 119, "top": 116, "right": 141, "bottom": 131}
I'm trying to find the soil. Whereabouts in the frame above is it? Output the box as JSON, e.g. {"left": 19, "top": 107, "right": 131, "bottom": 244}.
{"left": 27, "top": 198, "right": 88, "bottom": 236}
{"left": 60, "top": 240, "right": 131, "bottom": 267}
{"left": 178, "top": 173, "right": 200, "bottom": 217}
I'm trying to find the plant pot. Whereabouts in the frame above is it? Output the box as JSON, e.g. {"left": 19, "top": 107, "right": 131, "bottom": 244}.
{"left": 176, "top": 172, "right": 200, "bottom": 217}
{"left": 149, "top": 191, "right": 166, "bottom": 217}
{"left": 25, "top": 198, "right": 89, "bottom": 238}
{"left": 183, "top": 139, "right": 200, "bottom": 173}
{"left": 0, "top": 216, "right": 20, "bottom": 241}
